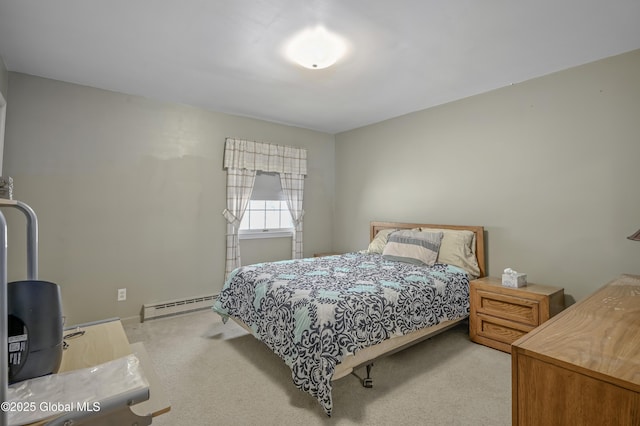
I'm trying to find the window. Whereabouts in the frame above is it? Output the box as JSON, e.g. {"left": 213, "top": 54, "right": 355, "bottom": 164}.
{"left": 240, "top": 200, "right": 293, "bottom": 230}
{"left": 239, "top": 172, "right": 293, "bottom": 239}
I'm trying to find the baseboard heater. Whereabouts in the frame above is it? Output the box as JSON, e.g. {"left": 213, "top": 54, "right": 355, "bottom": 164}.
{"left": 142, "top": 294, "right": 218, "bottom": 322}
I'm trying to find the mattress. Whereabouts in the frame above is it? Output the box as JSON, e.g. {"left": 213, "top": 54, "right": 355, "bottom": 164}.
{"left": 213, "top": 252, "right": 470, "bottom": 415}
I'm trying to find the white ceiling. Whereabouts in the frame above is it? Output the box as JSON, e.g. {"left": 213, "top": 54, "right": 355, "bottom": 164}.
{"left": 0, "top": 0, "right": 639, "bottom": 134}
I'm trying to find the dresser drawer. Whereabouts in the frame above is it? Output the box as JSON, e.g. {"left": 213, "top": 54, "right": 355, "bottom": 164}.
{"left": 475, "top": 290, "right": 541, "bottom": 327}
{"left": 475, "top": 313, "right": 534, "bottom": 345}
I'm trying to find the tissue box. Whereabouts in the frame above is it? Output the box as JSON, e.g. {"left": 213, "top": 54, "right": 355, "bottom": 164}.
{"left": 502, "top": 273, "right": 527, "bottom": 288}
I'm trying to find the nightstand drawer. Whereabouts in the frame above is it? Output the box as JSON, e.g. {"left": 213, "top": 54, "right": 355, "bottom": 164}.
{"left": 475, "top": 313, "right": 534, "bottom": 345}
{"left": 475, "top": 290, "right": 540, "bottom": 327}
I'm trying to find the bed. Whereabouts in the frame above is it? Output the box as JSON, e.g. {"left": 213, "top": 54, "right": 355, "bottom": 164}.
{"left": 213, "top": 221, "right": 486, "bottom": 416}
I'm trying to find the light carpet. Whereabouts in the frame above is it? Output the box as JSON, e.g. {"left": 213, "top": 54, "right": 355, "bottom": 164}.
{"left": 124, "top": 310, "right": 511, "bottom": 426}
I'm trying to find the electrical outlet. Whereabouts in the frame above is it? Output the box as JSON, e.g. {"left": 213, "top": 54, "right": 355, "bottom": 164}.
{"left": 117, "top": 288, "right": 126, "bottom": 301}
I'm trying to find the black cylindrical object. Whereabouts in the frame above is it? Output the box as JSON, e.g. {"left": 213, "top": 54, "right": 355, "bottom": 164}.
{"left": 7, "top": 280, "right": 63, "bottom": 384}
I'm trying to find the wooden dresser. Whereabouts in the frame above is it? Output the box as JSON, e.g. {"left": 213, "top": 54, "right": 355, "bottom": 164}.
{"left": 511, "top": 274, "right": 640, "bottom": 426}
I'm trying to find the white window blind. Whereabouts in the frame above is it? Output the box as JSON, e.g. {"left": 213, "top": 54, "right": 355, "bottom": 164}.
{"left": 249, "top": 171, "right": 285, "bottom": 200}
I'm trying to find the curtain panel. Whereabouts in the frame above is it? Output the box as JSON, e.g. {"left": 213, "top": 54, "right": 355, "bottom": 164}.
{"left": 222, "top": 138, "right": 307, "bottom": 280}
{"left": 223, "top": 168, "right": 257, "bottom": 279}
{"left": 280, "top": 173, "right": 305, "bottom": 259}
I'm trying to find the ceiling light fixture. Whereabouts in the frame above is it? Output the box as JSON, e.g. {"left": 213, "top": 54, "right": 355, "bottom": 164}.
{"left": 285, "top": 26, "right": 347, "bottom": 70}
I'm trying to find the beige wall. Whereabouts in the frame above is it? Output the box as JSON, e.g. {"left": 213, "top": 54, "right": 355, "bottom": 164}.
{"left": 3, "top": 73, "right": 335, "bottom": 324}
{"left": 0, "top": 55, "right": 7, "bottom": 99}
{"left": 0, "top": 55, "right": 7, "bottom": 174}
{"left": 240, "top": 237, "right": 292, "bottom": 266}
{"left": 334, "top": 49, "right": 640, "bottom": 302}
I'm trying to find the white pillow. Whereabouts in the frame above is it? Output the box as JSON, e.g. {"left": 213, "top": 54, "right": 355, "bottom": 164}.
{"left": 420, "top": 228, "right": 480, "bottom": 278}
{"left": 365, "top": 228, "right": 396, "bottom": 254}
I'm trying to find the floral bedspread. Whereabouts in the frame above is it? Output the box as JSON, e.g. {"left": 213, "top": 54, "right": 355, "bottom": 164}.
{"left": 212, "top": 253, "right": 470, "bottom": 415}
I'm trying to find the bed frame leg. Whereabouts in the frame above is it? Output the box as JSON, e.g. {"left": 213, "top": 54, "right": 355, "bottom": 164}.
{"left": 363, "top": 363, "right": 373, "bottom": 388}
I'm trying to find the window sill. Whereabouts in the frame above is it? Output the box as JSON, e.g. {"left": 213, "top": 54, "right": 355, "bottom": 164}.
{"left": 239, "top": 229, "right": 294, "bottom": 240}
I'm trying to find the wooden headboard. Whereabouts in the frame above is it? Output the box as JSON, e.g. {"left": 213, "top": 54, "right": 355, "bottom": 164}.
{"left": 370, "top": 221, "right": 486, "bottom": 278}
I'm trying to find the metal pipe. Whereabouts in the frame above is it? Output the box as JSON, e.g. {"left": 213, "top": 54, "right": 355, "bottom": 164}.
{"left": 0, "top": 201, "right": 38, "bottom": 426}
{"left": 0, "top": 211, "right": 8, "bottom": 426}
{"left": 14, "top": 201, "right": 38, "bottom": 280}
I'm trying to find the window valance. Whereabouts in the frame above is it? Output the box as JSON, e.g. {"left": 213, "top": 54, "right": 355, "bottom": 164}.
{"left": 224, "top": 138, "right": 307, "bottom": 176}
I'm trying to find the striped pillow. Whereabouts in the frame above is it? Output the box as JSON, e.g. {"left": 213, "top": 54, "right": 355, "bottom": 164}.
{"left": 382, "top": 230, "right": 444, "bottom": 266}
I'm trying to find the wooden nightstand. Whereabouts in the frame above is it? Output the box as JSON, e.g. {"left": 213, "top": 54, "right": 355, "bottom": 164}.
{"left": 313, "top": 252, "right": 341, "bottom": 257}
{"left": 469, "top": 276, "right": 565, "bottom": 352}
